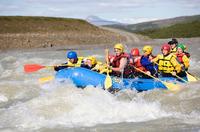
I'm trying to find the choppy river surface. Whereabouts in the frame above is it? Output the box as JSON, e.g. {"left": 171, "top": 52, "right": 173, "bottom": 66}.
{"left": 0, "top": 39, "right": 200, "bottom": 131}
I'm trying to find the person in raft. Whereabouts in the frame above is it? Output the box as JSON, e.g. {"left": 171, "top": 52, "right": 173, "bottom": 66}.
{"left": 54, "top": 51, "right": 84, "bottom": 71}
{"left": 82, "top": 56, "right": 103, "bottom": 70}
{"left": 128, "top": 48, "right": 147, "bottom": 78}
{"left": 108, "top": 43, "right": 133, "bottom": 78}
{"left": 175, "top": 43, "right": 190, "bottom": 77}
{"left": 151, "top": 44, "right": 182, "bottom": 77}
{"left": 140, "top": 45, "right": 158, "bottom": 78}
{"left": 168, "top": 38, "right": 178, "bottom": 54}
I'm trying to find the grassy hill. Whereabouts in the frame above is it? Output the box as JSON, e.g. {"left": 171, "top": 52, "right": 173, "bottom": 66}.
{"left": 105, "top": 15, "right": 200, "bottom": 38}
{"left": 135, "top": 21, "right": 200, "bottom": 38}
{"left": 0, "top": 16, "right": 101, "bottom": 33}
{"left": 0, "top": 16, "right": 125, "bottom": 50}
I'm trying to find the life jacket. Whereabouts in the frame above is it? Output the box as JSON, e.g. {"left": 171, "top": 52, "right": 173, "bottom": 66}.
{"left": 54, "top": 57, "right": 84, "bottom": 71}
{"left": 171, "top": 47, "right": 177, "bottom": 54}
{"left": 129, "top": 56, "right": 146, "bottom": 72}
{"left": 184, "top": 52, "right": 190, "bottom": 58}
{"left": 67, "top": 57, "right": 84, "bottom": 66}
{"left": 108, "top": 54, "right": 115, "bottom": 63}
{"left": 176, "top": 53, "right": 185, "bottom": 64}
{"left": 158, "top": 54, "right": 176, "bottom": 73}
{"left": 111, "top": 53, "right": 129, "bottom": 68}
{"left": 111, "top": 53, "right": 132, "bottom": 78}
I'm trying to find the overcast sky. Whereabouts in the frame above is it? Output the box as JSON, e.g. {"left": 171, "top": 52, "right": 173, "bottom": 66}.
{"left": 0, "top": 0, "right": 200, "bottom": 24}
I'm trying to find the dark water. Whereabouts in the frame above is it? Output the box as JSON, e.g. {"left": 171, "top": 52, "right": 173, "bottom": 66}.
{"left": 0, "top": 38, "right": 200, "bottom": 131}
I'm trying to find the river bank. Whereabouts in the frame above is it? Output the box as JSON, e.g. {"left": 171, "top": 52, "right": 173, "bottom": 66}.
{"left": 0, "top": 16, "right": 127, "bottom": 50}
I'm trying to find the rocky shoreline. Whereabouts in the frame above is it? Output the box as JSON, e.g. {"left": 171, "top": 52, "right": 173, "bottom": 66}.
{"left": 0, "top": 27, "right": 199, "bottom": 52}
{"left": 0, "top": 31, "right": 127, "bottom": 50}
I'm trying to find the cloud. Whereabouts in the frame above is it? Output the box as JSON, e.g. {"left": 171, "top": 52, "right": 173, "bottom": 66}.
{"left": 168, "top": 0, "right": 200, "bottom": 8}
{"left": 0, "top": 2, "right": 25, "bottom": 14}
{"left": 112, "top": 17, "right": 159, "bottom": 24}
{"left": 18, "top": 0, "right": 163, "bottom": 10}
{"left": 98, "top": 2, "right": 142, "bottom": 8}
{"left": 0, "top": 0, "right": 199, "bottom": 21}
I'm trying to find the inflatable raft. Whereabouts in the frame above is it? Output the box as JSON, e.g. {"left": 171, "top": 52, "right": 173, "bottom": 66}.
{"left": 55, "top": 67, "right": 184, "bottom": 91}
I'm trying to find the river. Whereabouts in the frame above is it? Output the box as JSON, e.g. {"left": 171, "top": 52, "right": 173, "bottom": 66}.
{"left": 0, "top": 39, "right": 200, "bottom": 131}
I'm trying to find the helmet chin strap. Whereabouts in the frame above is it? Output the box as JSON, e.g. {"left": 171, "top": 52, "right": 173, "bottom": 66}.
{"left": 74, "top": 58, "right": 78, "bottom": 63}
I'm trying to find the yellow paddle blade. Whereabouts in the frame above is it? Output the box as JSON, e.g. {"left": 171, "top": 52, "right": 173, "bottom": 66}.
{"left": 39, "top": 76, "right": 54, "bottom": 83}
{"left": 104, "top": 74, "right": 112, "bottom": 90}
{"left": 186, "top": 72, "right": 198, "bottom": 82}
{"left": 163, "top": 82, "right": 181, "bottom": 91}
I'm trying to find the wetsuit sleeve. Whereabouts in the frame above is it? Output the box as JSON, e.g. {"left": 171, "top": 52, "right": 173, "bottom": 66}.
{"left": 81, "top": 63, "right": 92, "bottom": 69}
{"left": 141, "top": 56, "right": 152, "bottom": 66}
{"left": 54, "top": 62, "right": 68, "bottom": 71}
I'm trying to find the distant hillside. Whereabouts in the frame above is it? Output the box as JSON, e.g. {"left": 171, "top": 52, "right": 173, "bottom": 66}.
{"left": 105, "top": 15, "right": 200, "bottom": 38}
{"left": 0, "top": 16, "right": 116, "bottom": 33}
{"left": 86, "top": 15, "right": 122, "bottom": 26}
{"left": 136, "top": 21, "right": 200, "bottom": 38}
{"left": 0, "top": 16, "right": 126, "bottom": 50}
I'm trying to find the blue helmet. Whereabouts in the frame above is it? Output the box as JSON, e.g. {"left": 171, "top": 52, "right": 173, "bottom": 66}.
{"left": 66, "top": 51, "right": 77, "bottom": 59}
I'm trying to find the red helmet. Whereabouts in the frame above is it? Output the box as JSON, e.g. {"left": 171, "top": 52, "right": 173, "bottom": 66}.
{"left": 161, "top": 43, "right": 171, "bottom": 52}
{"left": 131, "top": 48, "right": 140, "bottom": 56}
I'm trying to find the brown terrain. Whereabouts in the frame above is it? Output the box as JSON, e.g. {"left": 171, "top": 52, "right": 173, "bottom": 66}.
{"left": 1, "top": 16, "right": 198, "bottom": 51}
{"left": 0, "top": 16, "right": 130, "bottom": 50}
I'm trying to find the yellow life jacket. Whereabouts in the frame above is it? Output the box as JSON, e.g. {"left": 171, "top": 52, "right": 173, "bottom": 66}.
{"left": 171, "top": 47, "right": 177, "bottom": 54}
{"left": 67, "top": 57, "right": 84, "bottom": 67}
{"left": 157, "top": 54, "right": 176, "bottom": 73}
{"left": 90, "top": 61, "right": 102, "bottom": 69}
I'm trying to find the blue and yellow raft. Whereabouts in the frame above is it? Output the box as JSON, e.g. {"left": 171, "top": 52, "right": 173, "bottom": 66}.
{"left": 55, "top": 67, "right": 185, "bottom": 91}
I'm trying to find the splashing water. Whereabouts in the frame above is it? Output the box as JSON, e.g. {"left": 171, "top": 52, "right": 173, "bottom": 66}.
{"left": 0, "top": 42, "right": 200, "bottom": 131}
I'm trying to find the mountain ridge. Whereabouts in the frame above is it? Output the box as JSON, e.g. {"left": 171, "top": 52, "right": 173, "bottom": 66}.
{"left": 105, "top": 14, "right": 200, "bottom": 38}
{"left": 105, "top": 15, "right": 200, "bottom": 32}
{"left": 86, "top": 15, "right": 123, "bottom": 26}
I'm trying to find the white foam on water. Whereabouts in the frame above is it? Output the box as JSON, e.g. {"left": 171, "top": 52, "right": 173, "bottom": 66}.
{"left": 0, "top": 56, "right": 17, "bottom": 63}
{"left": 0, "top": 70, "right": 13, "bottom": 79}
{"left": 0, "top": 64, "right": 3, "bottom": 73}
{"left": 169, "top": 110, "right": 200, "bottom": 126}
{"left": 0, "top": 94, "right": 8, "bottom": 103}
{"left": 158, "top": 83, "right": 200, "bottom": 126}
{"left": 189, "top": 58, "right": 200, "bottom": 71}
{"left": 0, "top": 45, "right": 200, "bottom": 131}
{"left": 0, "top": 82, "right": 171, "bottom": 130}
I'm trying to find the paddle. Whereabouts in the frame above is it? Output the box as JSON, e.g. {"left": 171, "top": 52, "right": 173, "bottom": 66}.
{"left": 186, "top": 71, "right": 198, "bottom": 82}
{"left": 104, "top": 49, "right": 112, "bottom": 89}
{"left": 37, "top": 63, "right": 83, "bottom": 83}
{"left": 173, "top": 74, "right": 188, "bottom": 83}
{"left": 153, "top": 61, "right": 189, "bottom": 83}
{"left": 39, "top": 75, "right": 54, "bottom": 83}
{"left": 132, "top": 66, "right": 181, "bottom": 91}
{"left": 24, "top": 63, "right": 80, "bottom": 73}
{"left": 24, "top": 63, "right": 80, "bottom": 84}
{"left": 24, "top": 64, "right": 49, "bottom": 73}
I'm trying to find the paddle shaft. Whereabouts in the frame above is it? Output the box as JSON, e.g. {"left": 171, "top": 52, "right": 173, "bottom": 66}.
{"left": 174, "top": 74, "right": 188, "bottom": 83}
{"left": 186, "top": 71, "right": 198, "bottom": 82}
{"left": 105, "top": 49, "right": 109, "bottom": 66}
{"left": 133, "top": 66, "right": 182, "bottom": 91}
{"left": 153, "top": 61, "right": 188, "bottom": 82}
{"left": 133, "top": 66, "right": 164, "bottom": 83}
{"left": 104, "top": 49, "right": 112, "bottom": 89}
{"left": 39, "top": 76, "right": 54, "bottom": 83}
{"left": 24, "top": 63, "right": 81, "bottom": 73}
